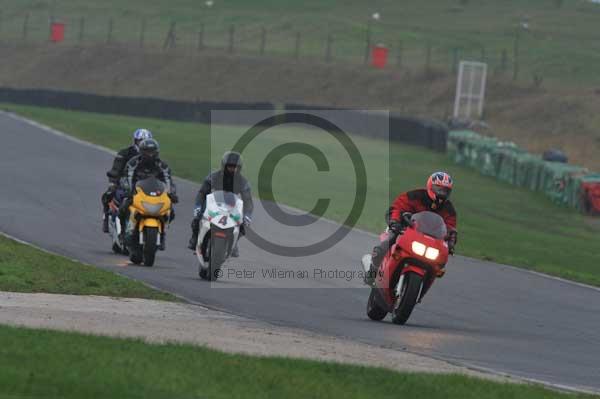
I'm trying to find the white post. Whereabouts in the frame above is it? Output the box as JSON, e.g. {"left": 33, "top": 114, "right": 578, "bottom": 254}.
{"left": 453, "top": 63, "right": 464, "bottom": 119}
{"left": 478, "top": 63, "right": 488, "bottom": 118}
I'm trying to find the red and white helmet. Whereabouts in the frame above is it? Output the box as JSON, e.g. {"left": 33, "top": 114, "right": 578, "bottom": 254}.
{"left": 426, "top": 171, "right": 453, "bottom": 204}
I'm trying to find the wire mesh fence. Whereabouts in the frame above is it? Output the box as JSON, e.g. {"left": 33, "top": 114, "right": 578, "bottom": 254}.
{"left": 0, "top": 10, "right": 531, "bottom": 81}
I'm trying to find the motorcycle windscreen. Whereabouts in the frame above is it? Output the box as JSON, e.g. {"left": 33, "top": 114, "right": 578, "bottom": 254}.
{"left": 212, "top": 190, "right": 240, "bottom": 209}
{"left": 136, "top": 177, "right": 165, "bottom": 196}
{"left": 412, "top": 211, "right": 447, "bottom": 239}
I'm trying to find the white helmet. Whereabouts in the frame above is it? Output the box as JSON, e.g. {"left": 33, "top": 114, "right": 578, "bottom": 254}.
{"left": 133, "top": 128, "right": 153, "bottom": 145}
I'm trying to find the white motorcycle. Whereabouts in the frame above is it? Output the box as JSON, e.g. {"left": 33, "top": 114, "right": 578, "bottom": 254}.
{"left": 196, "top": 191, "right": 244, "bottom": 281}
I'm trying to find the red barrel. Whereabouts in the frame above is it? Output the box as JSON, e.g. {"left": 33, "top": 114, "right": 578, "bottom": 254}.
{"left": 371, "top": 44, "right": 388, "bottom": 68}
{"left": 50, "top": 22, "right": 65, "bottom": 42}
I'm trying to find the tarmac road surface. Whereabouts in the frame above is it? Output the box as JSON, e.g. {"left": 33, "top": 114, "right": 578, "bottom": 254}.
{"left": 1, "top": 112, "right": 599, "bottom": 392}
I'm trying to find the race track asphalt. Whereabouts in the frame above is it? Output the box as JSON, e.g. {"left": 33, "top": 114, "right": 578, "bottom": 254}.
{"left": 1, "top": 112, "right": 599, "bottom": 392}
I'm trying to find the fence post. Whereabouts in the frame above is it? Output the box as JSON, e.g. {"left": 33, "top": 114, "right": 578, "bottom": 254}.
{"left": 425, "top": 42, "right": 432, "bottom": 74}
{"left": 163, "top": 21, "right": 176, "bottom": 50}
{"left": 22, "top": 13, "right": 29, "bottom": 40}
{"left": 48, "top": 14, "right": 54, "bottom": 41}
{"left": 228, "top": 24, "right": 235, "bottom": 53}
{"left": 364, "top": 22, "right": 371, "bottom": 65}
{"left": 198, "top": 24, "right": 205, "bottom": 51}
{"left": 294, "top": 32, "right": 301, "bottom": 59}
{"left": 396, "top": 40, "right": 403, "bottom": 67}
{"left": 139, "top": 18, "right": 146, "bottom": 48}
{"left": 451, "top": 47, "right": 460, "bottom": 73}
{"left": 513, "top": 28, "right": 520, "bottom": 81}
{"left": 107, "top": 18, "right": 113, "bottom": 44}
{"left": 259, "top": 26, "right": 266, "bottom": 55}
{"left": 78, "top": 17, "right": 85, "bottom": 43}
{"left": 325, "top": 32, "right": 333, "bottom": 62}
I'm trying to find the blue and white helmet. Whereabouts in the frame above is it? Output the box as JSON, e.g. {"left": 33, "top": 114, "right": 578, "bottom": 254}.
{"left": 132, "top": 128, "right": 153, "bottom": 144}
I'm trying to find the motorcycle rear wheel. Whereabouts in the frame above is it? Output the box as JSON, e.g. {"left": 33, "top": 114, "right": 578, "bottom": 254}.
{"left": 112, "top": 242, "right": 122, "bottom": 254}
{"left": 391, "top": 273, "right": 422, "bottom": 325}
{"left": 129, "top": 244, "right": 143, "bottom": 265}
{"left": 366, "top": 288, "right": 387, "bottom": 321}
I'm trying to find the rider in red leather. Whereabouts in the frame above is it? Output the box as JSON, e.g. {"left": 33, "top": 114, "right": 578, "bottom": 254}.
{"left": 367, "top": 172, "right": 458, "bottom": 281}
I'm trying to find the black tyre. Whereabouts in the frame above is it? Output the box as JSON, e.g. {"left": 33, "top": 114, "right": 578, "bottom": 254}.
{"left": 207, "top": 236, "right": 227, "bottom": 281}
{"left": 391, "top": 273, "right": 423, "bottom": 325}
{"left": 129, "top": 243, "right": 143, "bottom": 265}
{"left": 199, "top": 267, "right": 208, "bottom": 280}
{"left": 366, "top": 288, "right": 387, "bottom": 321}
{"left": 143, "top": 227, "right": 158, "bottom": 267}
{"left": 198, "top": 235, "right": 210, "bottom": 280}
{"left": 112, "top": 242, "right": 122, "bottom": 254}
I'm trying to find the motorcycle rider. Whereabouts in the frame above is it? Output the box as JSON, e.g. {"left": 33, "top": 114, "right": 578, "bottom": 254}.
{"left": 101, "top": 128, "right": 153, "bottom": 233}
{"left": 122, "top": 138, "right": 178, "bottom": 250}
{"left": 187, "top": 151, "right": 253, "bottom": 257}
{"left": 364, "top": 171, "right": 457, "bottom": 286}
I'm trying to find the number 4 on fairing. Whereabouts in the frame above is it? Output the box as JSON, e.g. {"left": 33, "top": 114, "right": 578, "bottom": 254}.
{"left": 195, "top": 191, "right": 245, "bottom": 282}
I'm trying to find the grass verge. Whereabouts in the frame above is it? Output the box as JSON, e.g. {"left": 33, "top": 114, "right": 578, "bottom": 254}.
{"left": 0, "top": 324, "right": 596, "bottom": 399}
{"left": 0, "top": 234, "right": 176, "bottom": 301}
{"left": 2, "top": 103, "right": 600, "bottom": 286}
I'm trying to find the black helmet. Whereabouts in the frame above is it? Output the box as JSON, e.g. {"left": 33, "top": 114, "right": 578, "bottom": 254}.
{"left": 139, "top": 139, "right": 159, "bottom": 161}
{"left": 221, "top": 151, "right": 243, "bottom": 172}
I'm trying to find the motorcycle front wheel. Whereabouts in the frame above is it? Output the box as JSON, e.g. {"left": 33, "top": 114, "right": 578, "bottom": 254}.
{"left": 391, "top": 273, "right": 422, "bottom": 325}
{"left": 143, "top": 227, "right": 159, "bottom": 267}
{"left": 207, "top": 236, "right": 227, "bottom": 281}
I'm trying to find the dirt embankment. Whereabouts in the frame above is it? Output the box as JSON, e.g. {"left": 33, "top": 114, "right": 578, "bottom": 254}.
{"left": 1, "top": 42, "right": 599, "bottom": 170}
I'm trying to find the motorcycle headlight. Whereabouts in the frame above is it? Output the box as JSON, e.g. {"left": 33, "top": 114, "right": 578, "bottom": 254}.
{"left": 411, "top": 241, "right": 426, "bottom": 256}
{"left": 425, "top": 247, "right": 439, "bottom": 260}
{"left": 141, "top": 201, "right": 164, "bottom": 215}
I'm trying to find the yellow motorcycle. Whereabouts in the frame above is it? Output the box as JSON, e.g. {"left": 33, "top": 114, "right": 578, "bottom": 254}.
{"left": 126, "top": 176, "right": 173, "bottom": 267}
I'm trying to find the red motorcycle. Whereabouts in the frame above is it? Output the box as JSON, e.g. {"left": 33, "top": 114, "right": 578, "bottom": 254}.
{"left": 361, "top": 211, "right": 449, "bottom": 325}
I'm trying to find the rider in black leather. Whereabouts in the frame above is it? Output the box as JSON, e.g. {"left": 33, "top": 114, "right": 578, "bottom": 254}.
{"left": 101, "top": 128, "right": 152, "bottom": 233}
{"left": 187, "top": 151, "right": 253, "bottom": 256}
{"left": 122, "top": 139, "right": 178, "bottom": 250}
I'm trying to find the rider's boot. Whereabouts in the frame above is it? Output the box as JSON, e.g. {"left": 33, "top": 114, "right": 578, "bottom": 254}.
{"left": 371, "top": 245, "right": 384, "bottom": 270}
{"left": 124, "top": 217, "right": 136, "bottom": 247}
{"left": 363, "top": 247, "right": 383, "bottom": 287}
{"left": 188, "top": 218, "right": 200, "bottom": 250}
{"left": 188, "top": 233, "right": 198, "bottom": 250}
{"left": 159, "top": 233, "right": 166, "bottom": 251}
{"left": 102, "top": 213, "right": 109, "bottom": 233}
{"left": 231, "top": 242, "right": 239, "bottom": 258}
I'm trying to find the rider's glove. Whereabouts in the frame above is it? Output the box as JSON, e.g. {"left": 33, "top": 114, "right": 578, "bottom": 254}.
{"left": 401, "top": 212, "right": 414, "bottom": 227}
{"left": 243, "top": 215, "right": 252, "bottom": 227}
{"left": 168, "top": 192, "right": 179, "bottom": 204}
{"left": 105, "top": 182, "right": 117, "bottom": 195}
{"left": 388, "top": 220, "right": 403, "bottom": 234}
{"left": 193, "top": 207, "right": 203, "bottom": 218}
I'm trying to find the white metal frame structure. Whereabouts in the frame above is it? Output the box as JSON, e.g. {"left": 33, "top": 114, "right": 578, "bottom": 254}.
{"left": 453, "top": 61, "right": 488, "bottom": 120}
